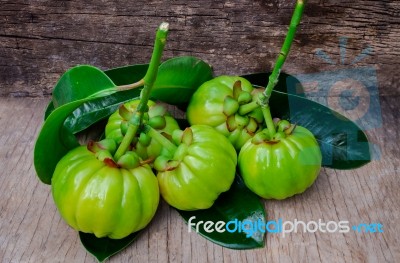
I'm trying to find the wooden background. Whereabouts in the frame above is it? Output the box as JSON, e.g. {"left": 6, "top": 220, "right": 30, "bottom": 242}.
{"left": 1, "top": 0, "right": 399, "bottom": 262}
{"left": 1, "top": 0, "right": 399, "bottom": 97}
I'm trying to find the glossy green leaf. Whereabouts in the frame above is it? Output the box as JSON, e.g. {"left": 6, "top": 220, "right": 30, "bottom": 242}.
{"left": 269, "top": 90, "right": 371, "bottom": 169}
{"left": 242, "top": 73, "right": 371, "bottom": 169}
{"left": 52, "top": 65, "right": 116, "bottom": 107}
{"left": 62, "top": 56, "right": 212, "bottom": 134}
{"left": 105, "top": 63, "right": 149, "bottom": 86}
{"left": 44, "top": 65, "right": 123, "bottom": 119}
{"left": 60, "top": 64, "right": 147, "bottom": 134}
{"left": 104, "top": 56, "right": 213, "bottom": 105}
{"left": 44, "top": 64, "right": 149, "bottom": 119}
{"left": 62, "top": 62, "right": 149, "bottom": 134}
{"left": 151, "top": 56, "right": 213, "bottom": 104}
{"left": 35, "top": 101, "right": 87, "bottom": 184}
{"left": 44, "top": 101, "right": 55, "bottom": 120}
{"left": 34, "top": 66, "right": 116, "bottom": 184}
{"left": 177, "top": 176, "right": 266, "bottom": 249}
{"left": 64, "top": 91, "right": 141, "bottom": 134}
{"left": 79, "top": 231, "right": 141, "bottom": 262}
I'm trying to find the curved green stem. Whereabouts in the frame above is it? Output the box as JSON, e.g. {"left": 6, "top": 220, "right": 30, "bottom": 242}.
{"left": 114, "top": 22, "right": 169, "bottom": 161}
{"left": 115, "top": 79, "right": 145, "bottom": 92}
{"left": 262, "top": 0, "right": 306, "bottom": 102}
{"left": 144, "top": 125, "right": 178, "bottom": 155}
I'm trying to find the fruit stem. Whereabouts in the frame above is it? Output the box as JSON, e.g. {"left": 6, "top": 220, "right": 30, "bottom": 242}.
{"left": 261, "top": 105, "right": 276, "bottom": 137}
{"left": 137, "top": 22, "right": 169, "bottom": 114}
{"left": 114, "top": 122, "right": 139, "bottom": 161}
{"left": 260, "top": 0, "right": 306, "bottom": 104}
{"left": 144, "top": 125, "right": 178, "bottom": 155}
{"left": 114, "top": 22, "right": 169, "bottom": 161}
{"left": 238, "top": 100, "right": 259, "bottom": 115}
{"left": 256, "top": 0, "right": 306, "bottom": 136}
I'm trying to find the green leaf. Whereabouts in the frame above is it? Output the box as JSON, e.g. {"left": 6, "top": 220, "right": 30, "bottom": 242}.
{"left": 64, "top": 91, "right": 141, "bottom": 134}
{"left": 270, "top": 90, "right": 371, "bottom": 169}
{"left": 35, "top": 101, "right": 83, "bottom": 184}
{"left": 44, "top": 101, "right": 55, "bottom": 120}
{"left": 177, "top": 176, "right": 266, "bottom": 249}
{"left": 104, "top": 56, "right": 213, "bottom": 105}
{"left": 242, "top": 72, "right": 371, "bottom": 169}
{"left": 105, "top": 63, "right": 149, "bottom": 86}
{"left": 60, "top": 64, "right": 147, "bottom": 134}
{"left": 79, "top": 231, "right": 141, "bottom": 262}
{"left": 151, "top": 56, "right": 213, "bottom": 104}
{"left": 62, "top": 56, "right": 212, "bottom": 134}
{"left": 34, "top": 66, "right": 116, "bottom": 184}
{"left": 52, "top": 65, "right": 116, "bottom": 107}
{"left": 44, "top": 65, "right": 122, "bottom": 118}
{"left": 62, "top": 63, "right": 149, "bottom": 134}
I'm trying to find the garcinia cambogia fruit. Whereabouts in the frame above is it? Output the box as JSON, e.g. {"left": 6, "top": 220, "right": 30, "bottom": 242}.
{"left": 186, "top": 76, "right": 264, "bottom": 151}
{"left": 51, "top": 142, "right": 159, "bottom": 239}
{"left": 151, "top": 125, "right": 237, "bottom": 210}
{"left": 105, "top": 99, "right": 180, "bottom": 161}
{"left": 238, "top": 119, "right": 322, "bottom": 200}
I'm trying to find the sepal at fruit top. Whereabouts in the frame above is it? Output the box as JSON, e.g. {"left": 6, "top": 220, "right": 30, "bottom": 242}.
{"left": 105, "top": 100, "right": 180, "bottom": 161}
{"left": 51, "top": 145, "right": 159, "bottom": 239}
{"left": 238, "top": 119, "right": 322, "bottom": 200}
{"left": 149, "top": 125, "right": 237, "bottom": 210}
{"left": 87, "top": 138, "right": 118, "bottom": 155}
{"left": 116, "top": 151, "right": 141, "bottom": 169}
{"left": 187, "top": 76, "right": 264, "bottom": 151}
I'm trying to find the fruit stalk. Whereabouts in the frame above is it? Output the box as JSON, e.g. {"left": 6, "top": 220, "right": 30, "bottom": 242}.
{"left": 261, "top": 103, "right": 276, "bottom": 137}
{"left": 262, "top": 0, "right": 306, "bottom": 101}
{"left": 114, "top": 22, "right": 169, "bottom": 161}
{"left": 258, "top": 0, "right": 306, "bottom": 133}
{"left": 138, "top": 22, "right": 169, "bottom": 113}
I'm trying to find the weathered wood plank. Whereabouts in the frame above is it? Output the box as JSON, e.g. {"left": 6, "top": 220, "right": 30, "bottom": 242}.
{"left": 0, "top": 0, "right": 399, "bottom": 97}
{"left": 0, "top": 96, "right": 399, "bottom": 262}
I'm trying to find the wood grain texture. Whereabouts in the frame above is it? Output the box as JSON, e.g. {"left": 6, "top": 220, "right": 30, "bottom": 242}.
{"left": 0, "top": 0, "right": 399, "bottom": 97}
{"left": 0, "top": 96, "right": 399, "bottom": 262}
